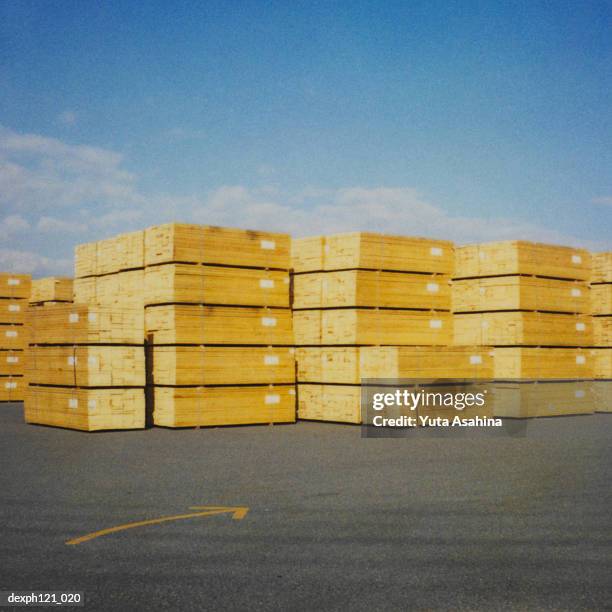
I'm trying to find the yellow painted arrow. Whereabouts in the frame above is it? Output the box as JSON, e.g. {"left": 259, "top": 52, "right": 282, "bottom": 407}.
{"left": 65, "top": 505, "right": 249, "bottom": 546}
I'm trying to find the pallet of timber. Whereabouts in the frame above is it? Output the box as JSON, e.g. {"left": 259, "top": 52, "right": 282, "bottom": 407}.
{"left": 0, "top": 376, "right": 25, "bottom": 402}
{"left": 29, "top": 277, "right": 73, "bottom": 304}
{"left": 75, "top": 230, "right": 145, "bottom": 278}
{"left": 25, "top": 386, "right": 145, "bottom": 431}
{"left": 454, "top": 241, "right": 590, "bottom": 280}
{"left": 0, "top": 299, "right": 26, "bottom": 324}
{"left": 492, "top": 381, "right": 594, "bottom": 418}
{"left": 296, "top": 347, "right": 362, "bottom": 384}
{"left": 144, "top": 264, "right": 290, "bottom": 307}
{"left": 28, "top": 304, "right": 143, "bottom": 345}
{"left": 292, "top": 233, "right": 453, "bottom": 274}
{"left": 591, "top": 252, "right": 612, "bottom": 283}
{"left": 150, "top": 346, "right": 295, "bottom": 385}
{"left": 452, "top": 276, "right": 588, "bottom": 313}
{"left": 152, "top": 384, "right": 296, "bottom": 427}
{"left": 26, "top": 346, "right": 145, "bottom": 387}
{"left": 360, "top": 346, "right": 495, "bottom": 379}
{"left": 145, "top": 223, "right": 291, "bottom": 269}
{"left": 592, "top": 317, "right": 612, "bottom": 346}
{"left": 293, "top": 270, "right": 450, "bottom": 310}
{"left": 298, "top": 384, "right": 362, "bottom": 423}
{"left": 73, "top": 269, "right": 145, "bottom": 310}
{"left": 145, "top": 305, "right": 293, "bottom": 345}
{"left": 0, "top": 326, "right": 26, "bottom": 351}
{"left": 590, "top": 349, "right": 612, "bottom": 379}
{"left": 492, "top": 347, "right": 592, "bottom": 379}
{"left": 0, "top": 273, "right": 31, "bottom": 299}
{"left": 453, "top": 312, "right": 591, "bottom": 346}
{"left": 591, "top": 284, "right": 612, "bottom": 316}
{"left": 1, "top": 350, "right": 25, "bottom": 375}
{"left": 591, "top": 381, "right": 612, "bottom": 413}
{"left": 294, "top": 309, "right": 451, "bottom": 346}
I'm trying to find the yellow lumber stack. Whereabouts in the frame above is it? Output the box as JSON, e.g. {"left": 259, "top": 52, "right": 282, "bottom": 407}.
{"left": 29, "top": 277, "right": 73, "bottom": 306}
{"left": 0, "top": 273, "right": 31, "bottom": 402}
{"left": 292, "top": 233, "right": 482, "bottom": 424}
{"left": 144, "top": 224, "right": 295, "bottom": 427}
{"left": 453, "top": 241, "right": 594, "bottom": 417}
{"left": 25, "top": 304, "right": 145, "bottom": 431}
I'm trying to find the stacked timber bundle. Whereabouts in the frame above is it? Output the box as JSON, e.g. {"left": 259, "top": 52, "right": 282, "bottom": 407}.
{"left": 291, "top": 233, "right": 494, "bottom": 424}
{"left": 452, "top": 241, "right": 594, "bottom": 417}
{"left": 0, "top": 273, "right": 31, "bottom": 402}
{"left": 144, "top": 224, "right": 295, "bottom": 427}
{"left": 24, "top": 304, "right": 145, "bottom": 431}
{"left": 29, "top": 277, "right": 73, "bottom": 307}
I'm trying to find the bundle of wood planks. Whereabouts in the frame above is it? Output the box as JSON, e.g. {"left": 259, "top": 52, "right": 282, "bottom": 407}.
{"left": 292, "top": 233, "right": 494, "bottom": 423}
{"left": 452, "top": 241, "right": 595, "bottom": 417}
{"left": 0, "top": 273, "right": 31, "bottom": 402}
{"left": 24, "top": 304, "right": 145, "bottom": 431}
{"left": 29, "top": 277, "right": 73, "bottom": 307}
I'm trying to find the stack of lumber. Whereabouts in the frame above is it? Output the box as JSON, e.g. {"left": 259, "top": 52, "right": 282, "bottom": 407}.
{"left": 0, "top": 273, "right": 31, "bottom": 402}
{"left": 452, "top": 241, "right": 594, "bottom": 417}
{"left": 29, "top": 277, "right": 73, "bottom": 307}
{"left": 144, "top": 224, "right": 295, "bottom": 427}
{"left": 24, "top": 304, "right": 145, "bottom": 431}
{"left": 292, "top": 233, "right": 491, "bottom": 424}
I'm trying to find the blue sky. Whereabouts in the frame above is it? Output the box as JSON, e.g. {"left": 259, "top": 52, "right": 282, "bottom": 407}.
{"left": 0, "top": 0, "right": 610, "bottom": 275}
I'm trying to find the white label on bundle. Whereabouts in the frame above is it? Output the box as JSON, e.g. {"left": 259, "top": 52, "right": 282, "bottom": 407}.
{"left": 430, "top": 247, "right": 443, "bottom": 256}
{"left": 429, "top": 319, "right": 442, "bottom": 329}
{"left": 575, "top": 322, "right": 586, "bottom": 331}
{"left": 68, "top": 356, "right": 77, "bottom": 366}
{"left": 479, "top": 251, "right": 487, "bottom": 260}
{"left": 324, "top": 244, "right": 330, "bottom": 253}
{"left": 264, "top": 355, "right": 279, "bottom": 365}
{"left": 88, "top": 356, "right": 98, "bottom": 366}
{"left": 575, "top": 390, "right": 585, "bottom": 398}
{"left": 69, "top": 398, "right": 78, "bottom": 409}
{"left": 426, "top": 282, "right": 439, "bottom": 292}
{"left": 571, "top": 254, "right": 582, "bottom": 264}
{"left": 576, "top": 355, "right": 586, "bottom": 364}
{"left": 88, "top": 400, "right": 97, "bottom": 410}
{"left": 259, "top": 279, "right": 275, "bottom": 289}
{"left": 479, "top": 287, "right": 486, "bottom": 296}
{"left": 8, "top": 278, "right": 20, "bottom": 286}
{"left": 5, "top": 382, "right": 16, "bottom": 389}
{"left": 481, "top": 320, "right": 489, "bottom": 329}
{"left": 469, "top": 355, "right": 483, "bottom": 365}
{"left": 265, "top": 394, "right": 280, "bottom": 404}
{"left": 261, "top": 317, "right": 277, "bottom": 327}
{"left": 69, "top": 313, "right": 79, "bottom": 323}
{"left": 5, "top": 330, "right": 17, "bottom": 338}
{"left": 88, "top": 312, "right": 97, "bottom": 323}
{"left": 260, "top": 240, "right": 276, "bottom": 250}
{"left": 289, "top": 388, "right": 296, "bottom": 395}
{"left": 7, "top": 356, "right": 18, "bottom": 364}
{"left": 8, "top": 304, "right": 20, "bottom": 312}
{"left": 571, "top": 288, "right": 581, "bottom": 297}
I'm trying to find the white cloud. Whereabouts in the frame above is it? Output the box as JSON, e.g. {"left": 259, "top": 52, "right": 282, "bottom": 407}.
{"left": 36, "top": 216, "right": 87, "bottom": 233}
{"left": 0, "top": 248, "right": 72, "bottom": 276}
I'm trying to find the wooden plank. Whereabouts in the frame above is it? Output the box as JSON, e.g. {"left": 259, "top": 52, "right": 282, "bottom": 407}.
{"left": 297, "top": 384, "right": 361, "bottom": 423}
{"left": 492, "top": 347, "right": 592, "bottom": 379}
{"left": 0, "top": 350, "right": 25, "bottom": 376}
{"left": 492, "top": 381, "right": 595, "bottom": 418}
{"left": 591, "top": 252, "right": 612, "bottom": 283}
{"left": 75, "top": 230, "right": 145, "bottom": 278}
{"left": 296, "top": 347, "right": 361, "bottom": 384}
{"left": 145, "top": 305, "right": 293, "bottom": 345}
{"left": 591, "top": 284, "right": 612, "bottom": 315}
{"left": 0, "top": 325, "right": 26, "bottom": 350}
{"left": 591, "top": 381, "right": 612, "bottom": 413}
{"left": 152, "top": 385, "right": 296, "bottom": 427}
{"left": 25, "top": 386, "right": 145, "bottom": 431}
{"left": 30, "top": 277, "right": 73, "bottom": 304}
{"left": 293, "top": 270, "right": 450, "bottom": 310}
{"left": 590, "top": 349, "right": 612, "bottom": 379}
{"left": 28, "top": 304, "right": 144, "bottom": 345}
{"left": 150, "top": 346, "right": 295, "bottom": 385}
{"left": 592, "top": 316, "right": 612, "bottom": 347}
{"left": 26, "top": 346, "right": 145, "bottom": 387}
{"left": 0, "top": 299, "right": 27, "bottom": 324}
{"left": 454, "top": 241, "right": 590, "bottom": 280}
{"left": 73, "top": 270, "right": 145, "bottom": 311}
{"left": 293, "top": 309, "right": 452, "bottom": 346}
{"left": 0, "top": 376, "right": 25, "bottom": 402}
{"left": 452, "top": 276, "right": 588, "bottom": 313}
{"left": 144, "top": 264, "right": 290, "bottom": 307}
{"left": 144, "top": 223, "right": 290, "bottom": 269}
{"left": 453, "top": 312, "right": 592, "bottom": 346}
{"left": 0, "top": 273, "right": 31, "bottom": 299}
{"left": 292, "top": 233, "right": 453, "bottom": 273}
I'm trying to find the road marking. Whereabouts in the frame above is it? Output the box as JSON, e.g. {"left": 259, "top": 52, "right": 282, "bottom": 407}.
{"left": 65, "top": 505, "right": 249, "bottom": 546}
